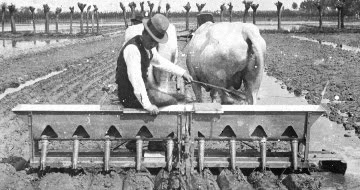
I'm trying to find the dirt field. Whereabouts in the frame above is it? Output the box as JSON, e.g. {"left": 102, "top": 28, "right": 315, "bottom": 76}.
{"left": 264, "top": 33, "right": 360, "bottom": 131}
{"left": 0, "top": 29, "right": 359, "bottom": 189}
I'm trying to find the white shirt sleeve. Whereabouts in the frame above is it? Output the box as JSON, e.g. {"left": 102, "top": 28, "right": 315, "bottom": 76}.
{"left": 150, "top": 48, "right": 186, "bottom": 76}
{"left": 123, "top": 44, "right": 152, "bottom": 109}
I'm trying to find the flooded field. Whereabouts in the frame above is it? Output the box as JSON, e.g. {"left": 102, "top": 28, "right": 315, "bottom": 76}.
{"left": 0, "top": 39, "right": 73, "bottom": 55}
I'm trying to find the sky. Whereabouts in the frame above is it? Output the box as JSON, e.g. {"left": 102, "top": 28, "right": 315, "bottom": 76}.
{"left": 3, "top": 0, "right": 303, "bottom": 12}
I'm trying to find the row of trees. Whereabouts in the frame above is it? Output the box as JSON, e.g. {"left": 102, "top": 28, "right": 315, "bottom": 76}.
{"left": 2, "top": 0, "right": 359, "bottom": 34}
{"left": 298, "top": 0, "right": 360, "bottom": 30}
{"left": 1, "top": 2, "right": 100, "bottom": 34}
{"left": 177, "top": 1, "right": 284, "bottom": 30}
{"left": 116, "top": 1, "right": 284, "bottom": 30}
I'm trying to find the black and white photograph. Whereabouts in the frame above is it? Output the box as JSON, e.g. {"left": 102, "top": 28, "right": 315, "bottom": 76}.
{"left": 0, "top": 0, "right": 360, "bottom": 189}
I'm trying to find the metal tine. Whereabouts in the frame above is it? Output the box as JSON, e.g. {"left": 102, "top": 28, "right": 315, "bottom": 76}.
{"left": 260, "top": 137, "right": 267, "bottom": 171}
{"left": 72, "top": 135, "right": 79, "bottom": 170}
{"left": 167, "top": 138, "right": 174, "bottom": 172}
{"left": 104, "top": 135, "right": 111, "bottom": 172}
{"left": 291, "top": 139, "right": 299, "bottom": 171}
{"left": 136, "top": 136, "right": 143, "bottom": 171}
{"left": 40, "top": 135, "right": 49, "bottom": 171}
{"left": 230, "top": 138, "right": 236, "bottom": 171}
{"left": 198, "top": 138, "right": 205, "bottom": 173}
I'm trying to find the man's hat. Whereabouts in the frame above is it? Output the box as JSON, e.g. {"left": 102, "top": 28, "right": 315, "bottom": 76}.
{"left": 142, "top": 14, "right": 169, "bottom": 44}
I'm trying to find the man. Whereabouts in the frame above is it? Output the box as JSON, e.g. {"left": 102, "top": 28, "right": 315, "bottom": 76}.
{"left": 116, "top": 13, "right": 193, "bottom": 115}
{"left": 116, "top": 14, "right": 192, "bottom": 151}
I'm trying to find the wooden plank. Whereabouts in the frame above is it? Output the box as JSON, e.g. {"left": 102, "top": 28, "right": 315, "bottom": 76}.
{"left": 13, "top": 104, "right": 326, "bottom": 113}
{"left": 13, "top": 104, "right": 193, "bottom": 114}
{"left": 193, "top": 103, "right": 223, "bottom": 114}
{"left": 13, "top": 104, "right": 102, "bottom": 112}
{"left": 222, "top": 105, "right": 325, "bottom": 113}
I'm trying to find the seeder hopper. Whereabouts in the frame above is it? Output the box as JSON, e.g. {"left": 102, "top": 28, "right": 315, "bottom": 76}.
{"left": 12, "top": 103, "right": 345, "bottom": 176}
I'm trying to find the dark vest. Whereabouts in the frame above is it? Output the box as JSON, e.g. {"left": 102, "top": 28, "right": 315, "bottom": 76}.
{"left": 115, "top": 35, "right": 153, "bottom": 103}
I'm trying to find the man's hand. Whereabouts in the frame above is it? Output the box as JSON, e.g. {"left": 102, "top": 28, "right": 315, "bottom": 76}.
{"left": 182, "top": 72, "right": 193, "bottom": 84}
{"left": 145, "top": 104, "right": 159, "bottom": 115}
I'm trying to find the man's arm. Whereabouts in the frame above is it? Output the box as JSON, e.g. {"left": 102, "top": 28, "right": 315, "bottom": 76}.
{"left": 150, "top": 49, "right": 193, "bottom": 83}
{"left": 123, "top": 45, "right": 152, "bottom": 110}
{"left": 150, "top": 48, "right": 187, "bottom": 76}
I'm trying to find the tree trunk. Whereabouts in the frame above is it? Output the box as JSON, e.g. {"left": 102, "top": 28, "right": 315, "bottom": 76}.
{"left": 91, "top": 11, "right": 95, "bottom": 34}
{"left": 86, "top": 10, "right": 90, "bottom": 33}
{"left": 122, "top": 10, "right": 128, "bottom": 29}
{"left": 337, "top": 9, "right": 341, "bottom": 29}
{"left": 45, "top": 13, "right": 49, "bottom": 33}
{"left": 96, "top": 11, "right": 99, "bottom": 34}
{"left": 253, "top": 10, "right": 257, "bottom": 24}
{"left": 243, "top": 11, "right": 248, "bottom": 23}
{"left": 229, "top": 11, "right": 233, "bottom": 22}
{"left": 277, "top": 10, "right": 282, "bottom": 30}
{"left": 80, "top": 12, "right": 84, "bottom": 33}
{"left": 220, "top": 11, "right": 224, "bottom": 22}
{"left": 32, "top": 14, "right": 36, "bottom": 34}
{"left": 1, "top": 12, "right": 4, "bottom": 34}
{"left": 130, "top": 9, "right": 135, "bottom": 20}
{"left": 56, "top": 14, "right": 59, "bottom": 33}
{"left": 70, "top": 13, "right": 73, "bottom": 34}
{"left": 319, "top": 8, "right": 323, "bottom": 30}
{"left": 185, "top": 11, "right": 189, "bottom": 30}
{"left": 340, "top": 8, "right": 344, "bottom": 29}
{"left": 10, "top": 14, "right": 16, "bottom": 33}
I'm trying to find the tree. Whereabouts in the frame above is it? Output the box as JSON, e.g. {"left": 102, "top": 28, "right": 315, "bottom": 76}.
{"left": 220, "top": 3, "right": 226, "bottom": 22}
{"left": 8, "top": 4, "right": 16, "bottom": 33}
{"left": 148, "top": 1, "right": 154, "bottom": 17}
{"left": 349, "top": 0, "right": 360, "bottom": 16}
{"left": 29, "top": 6, "right": 36, "bottom": 33}
{"left": 86, "top": 5, "right": 91, "bottom": 33}
{"left": 243, "top": 1, "right": 253, "bottom": 23}
{"left": 292, "top": 2, "right": 298, "bottom": 10}
{"left": 43, "top": 4, "right": 50, "bottom": 34}
{"left": 275, "top": 1, "right": 283, "bottom": 30}
{"left": 184, "top": 2, "right": 191, "bottom": 30}
{"left": 55, "top": 7, "right": 62, "bottom": 33}
{"left": 165, "top": 3, "right": 170, "bottom": 18}
{"left": 251, "top": 3, "right": 259, "bottom": 24}
{"left": 157, "top": 4, "right": 161, "bottom": 14}
{"left": 1, "top": 3, "right": 6, "bottom": 34}
{"left": 94, "top": 5, "right": 99, "bottom": 33}
{"left": 78, "top": 2, "right": 87, "bottom": 34}
{"left": 335, "top": 0, "right": 345, "bottom": 29}
{"left": 128, "top": 2, "right": 136, "bottom": 20}
{"left": 313, "top": 1, "right": 323, "bottom": 30}
{"left": 196, "top": 3, "right": 206, "bottom": 13}
{"left": 228, "top": 2, "right": 233, "bottom": 22}
{"left": 91, "top": 6, "right": 95, "bottom": 33}
{"left": 140, "top": 2, "right": 145, "bottom": 17}
{"left": 120, "top": 2, "right": 128, "bottom": 28}
{"left": 69, "top": 6, "right": 74, "bottom": 34}
{"left": 300, "top": 0, "right": 317, "bottom": 13}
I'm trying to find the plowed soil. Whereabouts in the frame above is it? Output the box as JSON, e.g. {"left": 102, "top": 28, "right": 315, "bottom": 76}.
{"left": 0, "top": 30, "right": 359, "bottom": 189}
